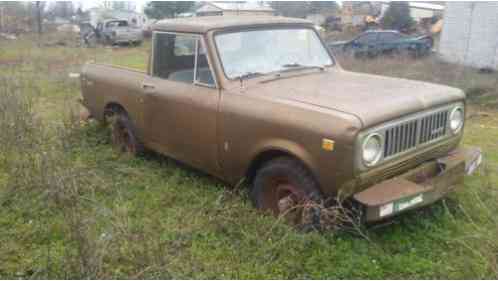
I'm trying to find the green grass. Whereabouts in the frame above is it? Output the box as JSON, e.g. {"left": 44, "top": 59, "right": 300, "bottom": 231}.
{"left": 0, "top": 35, "right": 497, "bottom": 279}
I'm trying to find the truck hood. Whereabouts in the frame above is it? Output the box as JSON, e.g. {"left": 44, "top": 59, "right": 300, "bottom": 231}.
{"left": 252, "top": 69, "right": 465, "bottom": 128}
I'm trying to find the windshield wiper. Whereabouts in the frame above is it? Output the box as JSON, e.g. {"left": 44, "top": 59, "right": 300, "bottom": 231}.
{"left": 236, "top": 72, "right": 263, "bottom": 81}
{"left": 281, "top": 63, "right": 325, "bottom": 71}
{"left": 236, "top": 72, "right": 264, "bottom": 88}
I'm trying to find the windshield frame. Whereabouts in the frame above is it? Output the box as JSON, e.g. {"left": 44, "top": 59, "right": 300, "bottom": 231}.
{"left": 213, "top": 26, "right": 336, "bottom": 81}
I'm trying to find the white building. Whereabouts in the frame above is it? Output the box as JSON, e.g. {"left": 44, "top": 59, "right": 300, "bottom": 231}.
{"left": 379, "top": 2, "right": 444, "bottom": 22}
{"left": 195, "top": 2, "right": 274, "bottom": 17}
{"left": 439, "top": 2, "right": 498, "bottom": 70}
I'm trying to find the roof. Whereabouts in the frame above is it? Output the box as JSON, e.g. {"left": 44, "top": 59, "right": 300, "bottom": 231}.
{"left": 408, "top": 2, "right": 444, "bottom": 11}
{"left": 196, "top": 2, "right": 274, "bottom": 13}
{"left": 379, "top": 1, "right": 444, "bottom": 11}
{"left": 153, "top": 15, "right": 312, "bottom": 33}
{"left": 87, "top": 7, "right": 144, "bottom": 16}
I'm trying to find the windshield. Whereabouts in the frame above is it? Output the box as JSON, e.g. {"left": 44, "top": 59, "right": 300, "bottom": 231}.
{"left": 106, "top": 20, "right": 128, "bottom": 28}
{"left": 215, "top": 28, "right": 333, "bottom": 79}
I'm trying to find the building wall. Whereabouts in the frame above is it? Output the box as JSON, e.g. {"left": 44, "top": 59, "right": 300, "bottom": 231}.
{"left": 306, "top": 14, "right": 326, "bottom": 26}
{"left": 439, "top": 2, "right": 498, "bottom": 69}
{"left": 410, "top": 8, "right": 436, "bottom": 21}
{"left": 222, "top": 10, "right": 274, "bottom": 16}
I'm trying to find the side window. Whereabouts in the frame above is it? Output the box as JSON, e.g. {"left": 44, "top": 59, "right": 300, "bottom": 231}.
{"left": 378, "top": 32, "right": 401, "bottom": 43}
{"left": 195, "top": 40, "right": 215, "bottom": 85}
{"left": 356, "top": 33, "right": 377, "bottom": 45}
{"left": 153, "top": 32, "right": 215, "bottom": 86}
{"left": 153, "top": 33, "right": 196, "bottom": 82}
{"left": 174, "top": 36, "right": 196, "bottom": 56}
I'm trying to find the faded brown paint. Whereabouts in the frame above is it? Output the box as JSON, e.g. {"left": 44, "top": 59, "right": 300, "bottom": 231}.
{"left": 355, "top": 147, "right": 479, "bottom": 222}
{"left": 80, "top": 16, "right": 475, "bottom": 221}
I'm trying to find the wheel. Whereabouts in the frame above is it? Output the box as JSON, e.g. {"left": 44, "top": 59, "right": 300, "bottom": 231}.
{"left": 396, "top": 46, "right": 411, "bottom": 58}
{"left": 110, "top": 112, "right": 143, "bottom": 156}
{"left": 366, "top": 47, "right": 379, "bottom": 59}
{"left": 251, "top": 157, "right": 322, "bottom": 228}
{"left": 104, "top": 36, "right": 113, "bottom": 46}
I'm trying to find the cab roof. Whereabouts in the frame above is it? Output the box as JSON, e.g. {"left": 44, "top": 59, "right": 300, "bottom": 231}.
{"left": 153, "top": 15, "right": 313, "bottom": 33}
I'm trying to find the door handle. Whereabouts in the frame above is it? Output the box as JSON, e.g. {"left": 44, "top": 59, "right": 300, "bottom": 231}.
{"left": 141, "top": 83, "right": 155, "bottom": 90}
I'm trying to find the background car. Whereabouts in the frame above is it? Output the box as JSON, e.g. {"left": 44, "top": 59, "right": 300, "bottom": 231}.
{"left": 96, "top": 19, "right": 143, "bottom": 46}
{"left": 329, "top": 30, "right": 433, "bottom": 58}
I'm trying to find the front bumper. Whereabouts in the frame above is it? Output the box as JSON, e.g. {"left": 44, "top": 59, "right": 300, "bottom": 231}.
{"left": 354, "top": 147, "right": 482, "bottom": 222}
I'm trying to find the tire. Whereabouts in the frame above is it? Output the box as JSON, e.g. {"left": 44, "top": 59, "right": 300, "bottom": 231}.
{"left": 396, "top": 46, "right": 411, "bottom": 58}
{"left": 105, "top": 36, "right": 113, "bottom": 46}
{"left": 366, "top": 49, "right": 379, "bottom": 59}
{"left": 251, "top": 157, "right": 322, "bottom": 228}
{"left": 110, "top": 113, "right": 144, "bottom": 156}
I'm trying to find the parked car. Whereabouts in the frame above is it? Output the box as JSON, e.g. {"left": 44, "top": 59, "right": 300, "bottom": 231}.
{"left": 96, "top": 19, "right": 143, "bottom": 45}
{"left": 80, "top": 16, "right": 481, "bottom": 224}
{"left": 329, "top": 30, "right": 433, "bottom": 58}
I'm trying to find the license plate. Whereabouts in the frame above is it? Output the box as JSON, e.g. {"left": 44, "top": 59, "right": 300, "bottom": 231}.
{"left": 379, "top": 194, "right": 424, "bottom": 217}
{"left": 466, "top": 153, "right": 482, "bottom": 175}
{"left": 394, "top": 194, "right": 423, "bottom": 212}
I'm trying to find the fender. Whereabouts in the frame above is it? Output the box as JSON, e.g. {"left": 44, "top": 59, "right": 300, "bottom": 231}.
{"left": 245, "top": 138, "right": 319, "bottom": 185}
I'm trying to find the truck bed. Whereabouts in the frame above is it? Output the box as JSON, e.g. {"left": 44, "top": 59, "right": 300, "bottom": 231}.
{"left": 81, "top": 63, "right": 149, "bottom": 124}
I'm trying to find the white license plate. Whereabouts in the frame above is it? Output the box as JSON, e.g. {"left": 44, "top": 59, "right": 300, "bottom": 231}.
{"left": 394, "top": 194, "right": 423, "bottom": 211}
{"left": 379, "top": 194, "right": 424, "bottom": 217}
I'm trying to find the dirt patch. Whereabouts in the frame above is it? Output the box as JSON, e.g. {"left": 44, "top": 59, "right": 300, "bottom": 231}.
{"left": 0, "top": 58, "right": 22, "bottom": 66}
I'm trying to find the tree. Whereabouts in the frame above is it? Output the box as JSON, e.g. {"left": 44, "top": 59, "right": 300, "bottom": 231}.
{"left": 144, "top": 1, "right": 195, "bottom": 19}
{"left": 381, "top": 2, "right": 414, "bottom": 31}
{"left": 35, "top": 1, "right": 42, "bottom": 35}
{"left": 270, "top": 1, "right": 309, "bottom": 18}
{"left": 308, "top": 1, "right": 339, "bottom": 15}
{"left": 0, "top": 2, "right": 32, "bottom": 33}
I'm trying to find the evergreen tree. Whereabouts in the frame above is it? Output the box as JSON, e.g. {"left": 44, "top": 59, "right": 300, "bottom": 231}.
{"left": 381, "top": 2, "right": 414, "bottom": 31}
{"left": 144, "top": 1, "right": 194, "bottom": 19}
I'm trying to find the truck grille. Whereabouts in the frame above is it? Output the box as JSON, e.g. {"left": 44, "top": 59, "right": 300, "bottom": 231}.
{"left": 384, "top": 109, "right": 449, "bottom": 159}
{"left": 419, "top": 111, "right": 448, "bottom": 144}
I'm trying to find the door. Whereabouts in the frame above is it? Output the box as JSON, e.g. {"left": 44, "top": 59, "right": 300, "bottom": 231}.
{"left": 378, "top": 32, "right": 402, "bottom": 53}
{"left": 143, "top": 32, "right": 220, "bottom": 173}
{"left": 353, "top": 32, "right": 379, "bottom": 57}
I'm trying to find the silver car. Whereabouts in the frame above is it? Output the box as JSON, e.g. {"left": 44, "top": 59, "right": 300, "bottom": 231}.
{"left": 97, "top": 19, "right": 143, "bottom": 45}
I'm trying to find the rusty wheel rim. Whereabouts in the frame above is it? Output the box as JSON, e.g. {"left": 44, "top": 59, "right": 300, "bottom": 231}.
{"left": 261, "top": 177, "right": 307, "bottom": 217}
{"left": 113, "top": 122, "right": 135, "bottom": 154}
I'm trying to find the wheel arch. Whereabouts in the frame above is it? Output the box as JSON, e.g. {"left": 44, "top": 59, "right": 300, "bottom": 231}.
{"left": 245, "top": 145, "right": 320, "bottom": 192}
{"left": 103, "top": 102, "right": 128, "bottom": 118}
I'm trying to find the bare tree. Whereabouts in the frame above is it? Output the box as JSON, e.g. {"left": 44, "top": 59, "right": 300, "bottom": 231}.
{"left": 35, "top": 1, "right": 42, "bottom": 35}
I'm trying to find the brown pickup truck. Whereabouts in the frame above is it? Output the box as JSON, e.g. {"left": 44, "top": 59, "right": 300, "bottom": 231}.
{"left": 80, "top": 16, "right": 482, "bottom": 223}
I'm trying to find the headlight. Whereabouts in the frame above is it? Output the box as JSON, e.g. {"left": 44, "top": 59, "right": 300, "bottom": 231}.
{"left": 449, "top": 106, "right": 464, "bottom": 133}
{"left": 362, "top": 133, "right": 383, "bottom": 166}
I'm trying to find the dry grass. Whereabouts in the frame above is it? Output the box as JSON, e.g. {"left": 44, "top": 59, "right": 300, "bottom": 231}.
{"left": 337, "top": 53, "right": 498, "bottom": 109}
